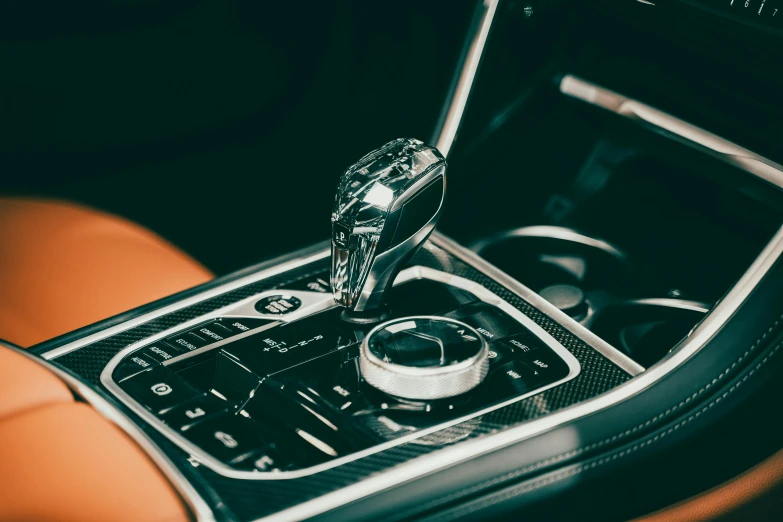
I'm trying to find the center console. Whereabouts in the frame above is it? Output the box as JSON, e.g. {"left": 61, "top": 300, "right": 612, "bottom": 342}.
{"left": 21, "top": 1, "right": 783, "bottom": 521}
{"left": 34, "top": 138, "right": 634, "bottom": 521}
{"left": 104, "top": 267, "right": 578, "bottom": 478}
{"left": 100, "top": 139, "right": 580, "bottom": 479}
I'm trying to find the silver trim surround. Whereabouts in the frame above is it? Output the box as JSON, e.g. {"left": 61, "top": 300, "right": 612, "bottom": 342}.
{"left": 100, "top": 265, "right": 581, "bottom": 480}
{"left": 618, "top": 298, "right": 711, "bottom": 314}
{"left": 470, "top": 225, "right": 628, "bottom": 263}
{"left": 559, "top": 74, "right": 783, "bottom": 189}
{"left": 432, "top": 0, "right": 500, "bottom": 157}
{"left": 1, "top": 342, "right": 215, "bottom": 522}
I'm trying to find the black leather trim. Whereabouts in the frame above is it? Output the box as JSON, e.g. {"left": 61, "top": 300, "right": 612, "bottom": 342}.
{"left": 315, "top": 247, "right": 783, "bottom": 521}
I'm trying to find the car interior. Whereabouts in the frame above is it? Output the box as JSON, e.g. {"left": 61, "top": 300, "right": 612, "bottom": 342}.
{"left": 2, "top": 1, "right": 783, "bottom": 520}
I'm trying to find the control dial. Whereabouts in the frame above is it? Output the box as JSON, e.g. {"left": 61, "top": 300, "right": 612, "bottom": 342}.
{"left": 360, "top": 316, "right": 489, "bottom": 400}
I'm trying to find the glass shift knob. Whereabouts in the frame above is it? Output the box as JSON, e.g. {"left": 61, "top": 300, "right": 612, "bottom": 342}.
{"left": 331, "top": 138, "right": 447, "bottom": 315}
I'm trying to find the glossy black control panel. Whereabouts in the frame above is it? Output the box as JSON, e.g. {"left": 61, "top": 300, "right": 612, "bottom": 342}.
{"left": 108, "top": 276, "right": 578, "bottom": 477}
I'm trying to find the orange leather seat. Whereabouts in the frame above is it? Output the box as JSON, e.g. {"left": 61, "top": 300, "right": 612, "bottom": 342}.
{"left": 0, "top": 345, "right": 189, "bottom": 522}
{"left": 0, "top": 197, "right": 213, "bottom": 347}
{"left": 0, "top": 346, "right": 72, "bottom": 422}
{"left": 635, "top": 447, "right": 783, "bottom": 521}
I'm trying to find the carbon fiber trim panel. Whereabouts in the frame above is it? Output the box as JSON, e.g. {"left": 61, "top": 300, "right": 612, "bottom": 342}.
{"left": 46, "top": 241, "right": 632, "bottom": 521}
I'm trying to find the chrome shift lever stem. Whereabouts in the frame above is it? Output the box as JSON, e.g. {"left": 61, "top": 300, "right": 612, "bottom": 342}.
{"left": 330, "top": 138, "right": 447, "bottom": 314}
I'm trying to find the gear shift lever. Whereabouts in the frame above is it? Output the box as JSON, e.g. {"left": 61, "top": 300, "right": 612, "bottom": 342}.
{"left": 331, "top": 138, "right": 446, "bottom": 321}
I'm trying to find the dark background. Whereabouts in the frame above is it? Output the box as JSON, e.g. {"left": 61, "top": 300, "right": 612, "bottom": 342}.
{"left": 0, "top": 0, "right": 473, "bottom": 274}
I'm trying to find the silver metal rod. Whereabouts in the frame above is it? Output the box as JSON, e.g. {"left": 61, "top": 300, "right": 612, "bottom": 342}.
{"left": 560, "top": 74, "right": 783, "bottom": 190}
{"left": 432, "top": 0, "right": 501, "bottom": 157}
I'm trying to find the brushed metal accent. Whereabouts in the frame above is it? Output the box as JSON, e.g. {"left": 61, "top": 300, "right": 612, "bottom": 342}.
{"left": 470, "top": 225, "right": 627, "bottom": 263}
{"left": 432, "top": 0, "right": 500, "bottom": 157}
{"left": 560, "top": 74, "right": 783, "bottom": 189}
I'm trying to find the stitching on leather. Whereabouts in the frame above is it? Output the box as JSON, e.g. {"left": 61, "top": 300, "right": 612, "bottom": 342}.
{"left": 507, "top": 314, "right": 782, "bottom": 472}
{"left": 429, "top": 340, "right": 783, "bottom": 522}
{"left": 408, "top": 315, "right": 783, "bottom": 517}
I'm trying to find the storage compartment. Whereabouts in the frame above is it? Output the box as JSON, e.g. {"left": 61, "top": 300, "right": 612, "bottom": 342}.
{"left": 441, "top": 82, "right": 783, "bottom": 368}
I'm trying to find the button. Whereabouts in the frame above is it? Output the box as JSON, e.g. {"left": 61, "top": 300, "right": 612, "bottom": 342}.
{"left": 489, "top": 332, "right": 546, "bottom": 367}
{"left": 483, "top": 361, "right": 541, "bottom": 401}
{"left": 283, "top": 271, "right": 331, "bottom": 293}
{"left": 119, "top": 366, "right": 201, "bottom": 415}
{"left": 254, "top": 294, "right": 303, "bottom": 315}
{"left": 210, "top": 351, "right": 262, "bottom": 405}
{"left": 312, "top": 363, "right": 363, "bottom": 413}
{"left": 356, "top": 414, "right": 418, "bottom": 439}
{"left": 141, "top": 342, "right": 186, "bottom": 363}
{"left": 222, "top": 317, "right": 275, "bottom": 335}
{"left": 445, "top": 303, "right": 524, "bottom": 342}
{"left": 539, "top": 284, "right": 588, "bottom": 321}
{"left": 184, "top": 414, "right": 267, "bottom": 465}
{"left": 518, "top": 348, "right": 570, "bottom": 383}
{"left": 167, "top": 332, "right": 208, "bottom": 352}
{"left": 161, "top": 395, "right": 228, "bottom": 432}
{"left": 245, "top": 378, "right": 374, "bottom": 457}
{"left": 192, "top": 322, "right": 234, "bottom": 343}
{"left": 250, "top": 445, "right": 285, "bottom": 471}
{"left": 113, "top": 353, "right": 157, "bottom": 382}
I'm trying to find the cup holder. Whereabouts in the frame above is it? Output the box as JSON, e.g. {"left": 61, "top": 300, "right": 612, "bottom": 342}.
{"left": 590, "top": 299, "right": 709, "bottom": 367}
{"left": 470, "top": 226, "right": 711, "bottom": 367}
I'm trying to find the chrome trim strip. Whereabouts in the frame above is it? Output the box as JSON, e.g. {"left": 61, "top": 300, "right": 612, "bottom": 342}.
{"left": 43, "top": 247, "right": 332, "bottom": 360}
{"left": 432, "top": 0, "right": 500, "bottom": 157}
{"left": 100, "top": 265, "right": 581, "bottom": 480}
{"left": 621, "top": 298, "right": 711, "bottom": 314}
{"left": 431, "top": 234, "right": 646, "bottom": 376}
{"left": 258, "top": 221, "right": 783, "bottom": 522}
{"left": 470, "top": 225, "right": 628, "bottom": 263}
{"left": 559, "top": 74, "right": 783, "bottom": 189}
{"left": 0, "top": 342, "right": 215, "bottom": 522}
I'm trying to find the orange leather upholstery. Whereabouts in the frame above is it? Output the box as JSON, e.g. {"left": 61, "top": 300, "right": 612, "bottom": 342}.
{"left": 0, "top": 402, "right": 189, "bottom": 522}
{"left": 0, "top": 197, "right": 213, "bottom": 347}
{"left": 0, "top": 347, "right": 72, "bottom": 422}
{"left": 635, "top": 448, "right": 783, "bottom": 521}
{"left": 0, "top": 344, "right": 190, "bottom": 521}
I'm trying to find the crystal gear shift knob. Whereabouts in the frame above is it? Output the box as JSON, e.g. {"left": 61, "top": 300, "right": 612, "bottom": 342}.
{"left": 331, "top": 138, "right": 447, "bottom": 316}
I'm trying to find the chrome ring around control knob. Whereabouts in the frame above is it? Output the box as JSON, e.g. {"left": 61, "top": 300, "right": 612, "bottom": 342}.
{"left": 360, "top": 316, "right": 489, "bottom": 401}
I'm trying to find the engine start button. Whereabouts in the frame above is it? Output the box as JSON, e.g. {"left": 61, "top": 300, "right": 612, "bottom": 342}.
{"left": 254, "top": 295, "right": 302, "bottom": 315}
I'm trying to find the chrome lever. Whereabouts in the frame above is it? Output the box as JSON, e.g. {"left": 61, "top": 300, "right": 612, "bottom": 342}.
{"left": 330, "top": 138, "right": 447, "bottom": 320}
